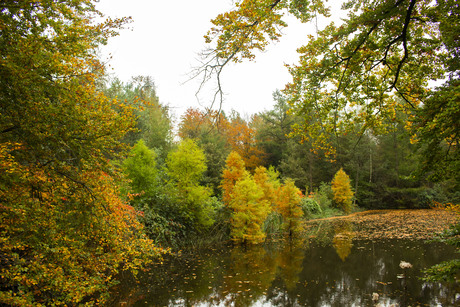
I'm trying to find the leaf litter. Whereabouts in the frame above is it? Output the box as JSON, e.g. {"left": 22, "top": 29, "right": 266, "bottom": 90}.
{"left": 305, "top": 209, "right": 458, "bottom": 240}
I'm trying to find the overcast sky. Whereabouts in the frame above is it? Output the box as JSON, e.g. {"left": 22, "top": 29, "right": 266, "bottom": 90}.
{"left": 95, "top": 0, "right": 329, "bottom": 121}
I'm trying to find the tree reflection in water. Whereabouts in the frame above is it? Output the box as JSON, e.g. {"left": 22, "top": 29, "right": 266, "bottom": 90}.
{"left": 332, "top": 221, "right": 356, "bottom": 262}
{"left": 111, "top": 230, "right": 458, "bottom": 306}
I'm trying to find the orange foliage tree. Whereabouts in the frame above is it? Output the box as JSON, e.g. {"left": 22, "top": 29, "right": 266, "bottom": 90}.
{"left": 254, "top": 166, "right": 280, "bottom": 209}
{"left": 221, "top": 151, "right": 247, "bottom": 206}
{"left": 178, "top": 107, "right": 230, "bottom": 140}
{"left": 331, "top": 168, "right": 354, "bottom": 214}
{"left": 276, "top": 179, "right": 304, "bottom": 238}
{"left": 178, "top": 108, "right": 210, "bottom": 140}
{"left": 225, "top": 113, "right": 266, "bottom": 171}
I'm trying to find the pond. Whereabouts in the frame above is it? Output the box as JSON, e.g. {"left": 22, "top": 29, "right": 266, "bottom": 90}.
{"left": 111, "top": 222, "right": 459, "bottom": 306}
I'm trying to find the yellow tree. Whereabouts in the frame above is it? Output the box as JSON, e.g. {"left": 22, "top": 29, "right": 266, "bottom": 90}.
{"left": 166, "top": 139, "right": 213, "bottom": 229}
{"left": 276, "top": 178, "right": 304, "bottom": 238}
{"left": 229, "top": 173, "right": 270, "bottom": 244}
{"left": 253, "top": 166, "right": 280, "bottom": 208}
{"left": 331, "top": 168, "right": 354, "bottom": 214}
{"left": 221, "top": 151, "right": 247, "bottom": 206}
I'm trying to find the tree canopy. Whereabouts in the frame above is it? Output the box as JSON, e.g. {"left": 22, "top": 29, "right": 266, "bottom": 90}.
{"left": 200, "top": 0, "right": 459, "bottom": 178}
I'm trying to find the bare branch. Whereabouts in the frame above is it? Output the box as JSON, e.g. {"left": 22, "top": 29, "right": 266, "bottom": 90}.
{"left": 190, "top": 0, "right": 284, "bottom": 116}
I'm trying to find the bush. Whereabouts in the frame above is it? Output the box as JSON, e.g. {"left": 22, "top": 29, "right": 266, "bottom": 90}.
{"left": 301, "top": 197, "right": 322, "bottom": 217}
{"left": 314, "top": 182, "right": 334, "bottom": 209}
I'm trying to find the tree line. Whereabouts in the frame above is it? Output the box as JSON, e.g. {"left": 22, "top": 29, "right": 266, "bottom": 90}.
{"left": 109, "top": 75, "right": 457, "bottom": 248}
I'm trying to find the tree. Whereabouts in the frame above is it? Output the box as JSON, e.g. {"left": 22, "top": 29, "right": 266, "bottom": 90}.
{"left": 221, "top": 151, "right": 247, "bottom": 206}
{"left": 123, "top": 139, "right": 159, "bottom": 196}
{"left": 276, "top": 178, "right": 304, "bottom": 238}
{"left": 254, "top": 166, "right": 280, "bottom": 208}
{"left": 225, "top": 111, "right": 266, "bottom": 171}
{"left": 179, "top": 107, "right": 231, "bottom": 195}
{"left": 331, "top": 168, "right": 354, "bottom": 214}
{"left": 256, "top": 91, "right": 294, "bottom": 168}
{"left": 104, "top": 76, "right": 173, "bottom": 155}
{"left": 0, "top": 1, "right": 161, "bottom": 305}
{"left": 166, "top": 139, "right": 214, "bottom": 230}
{"left": 229, "top": 172, "right": 271, "bottom": 244}
{"left": 414, "top": 79, "right": 460, "bottom": 182}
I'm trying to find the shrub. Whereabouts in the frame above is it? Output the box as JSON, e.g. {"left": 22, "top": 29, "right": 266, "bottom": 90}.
{"left": 301, "top": 197, "right": 322, "bottom": 217}
{"left": 314, "top": 182, "right": 333, "bottom": 210}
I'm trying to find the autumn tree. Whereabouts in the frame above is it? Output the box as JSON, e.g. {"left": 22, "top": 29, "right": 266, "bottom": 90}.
{"left": 225, "top": 111, "right": 266, "bottom": 171}
{"left": 0, "top": 1, "right": 161, "bottom": 305}
{"left": 254, "top": 166, "right": 280, "bottom": 208}
{"left": 276, "top": 178, "right": 304, "bottom": 238}
{"left": 221, "top": 152, "right": 271, "bottom": 243}
{"left": 331, "top": 168, "right": 354, "bottom": 214}
{"left": 229, "top": 172, "right": 271, "bottom": 244}
{"left": 178, "top": 107, "right": 222, "bottom": 140}
{"left": 166, "top": 139, "right": 215, "bottom": 230}
{"left": 221, "top": 151, "right": 247, "bottom": 206}
{"left": 179, "top": 107, "right": 231, "bottom": 195}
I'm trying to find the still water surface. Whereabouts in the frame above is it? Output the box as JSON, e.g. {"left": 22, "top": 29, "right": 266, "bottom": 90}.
{"left": 112, "top": 231, "right": 458, "bottom": 306}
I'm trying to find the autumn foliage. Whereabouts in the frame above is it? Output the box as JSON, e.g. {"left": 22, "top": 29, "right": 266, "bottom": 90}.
{"left": 222, "top": 153, "right": 305, "bottom": 243}
{"left": 222, "top": 153, "right": 272, "bottom": 244}
{"left": 221, "top": 151, "right": 247, "bottom": 206}
{"left": 276, "top": 179, "right": 304, "bottom": 238}
{"left": 225, "top": 114, "right": 266, "bottom": 171}
{"left": 0, "top": 1, "right": 162, "bottom": 305}
{"left": 229, "top": 173, "right": 271, "bottom": 244}
{"left": 331, "top": 168, "right": 354, "bottom": 214}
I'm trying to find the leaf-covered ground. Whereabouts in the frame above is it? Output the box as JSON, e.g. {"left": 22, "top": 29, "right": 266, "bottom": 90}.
{"left": 306, "top": 209, "right": 459, "bottom": 240}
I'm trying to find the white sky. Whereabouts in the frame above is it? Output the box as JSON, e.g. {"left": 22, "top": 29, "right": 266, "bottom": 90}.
{"left": 95, "top": 0, "right": 333, "bottom": 121}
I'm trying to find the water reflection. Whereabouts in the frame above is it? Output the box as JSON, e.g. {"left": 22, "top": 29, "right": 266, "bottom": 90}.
{"left": 217, "top": 245, "right": 278, "bottom": 306}
{"left": 111, "top": 238, "right": 459, "bottom": 306}
{"left": 332, "top": 221, "right": 355, "bottom": 262}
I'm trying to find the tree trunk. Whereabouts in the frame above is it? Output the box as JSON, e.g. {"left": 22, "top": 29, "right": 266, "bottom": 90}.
{"left": 369, "top": 145, "right": 373, "bottom": 183}
{"left": 354, "top": 161, "right": 360, "bottom": 206}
